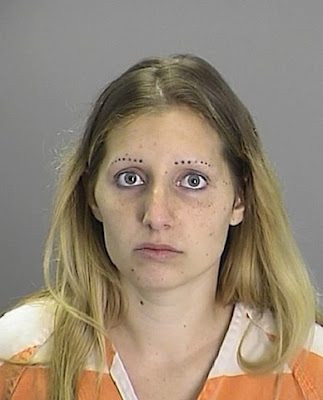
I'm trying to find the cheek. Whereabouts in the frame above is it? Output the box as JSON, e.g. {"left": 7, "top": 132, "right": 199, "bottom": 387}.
{"left": 189, "top": 200, "right": 232, "bottom": 249}
{"left": 99, "top": 203, "right": 131, "bottom": 267}
{"left": 102, "top": 202, "right": 131, "bottom": 237}
{"left": 97, "top": 190, "right": 132, "bottom": 221}
{"left": 95, "top": 195, "right": 131, "bottom": 244}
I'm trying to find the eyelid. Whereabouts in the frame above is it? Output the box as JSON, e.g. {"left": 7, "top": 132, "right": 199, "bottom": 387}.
{"left": 181, "top": 169, "right": 209, "bottom": 180}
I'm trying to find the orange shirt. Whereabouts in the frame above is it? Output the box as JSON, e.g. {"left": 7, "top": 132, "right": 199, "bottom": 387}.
{"left": 0, "top": 301, "right": 322, "bottom": 399}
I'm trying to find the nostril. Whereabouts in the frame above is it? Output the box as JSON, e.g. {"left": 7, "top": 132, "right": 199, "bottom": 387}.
{"left": 142, "top": 208, "right": 173, "bottom": 230}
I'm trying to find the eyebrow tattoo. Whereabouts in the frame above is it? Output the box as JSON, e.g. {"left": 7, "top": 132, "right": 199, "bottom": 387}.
{"left": 112, "top": 157, "right": 211, "bottom": 167}
{"left": 112, "top": 157, "right": 143, "bottom": 165}
{"left": 174, "top": 160, "right": 211, "bottom": 167}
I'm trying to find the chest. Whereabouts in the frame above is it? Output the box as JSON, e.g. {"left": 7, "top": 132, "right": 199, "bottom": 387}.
{"left": 115, "top": 347, "right": 217, "bottom": 400}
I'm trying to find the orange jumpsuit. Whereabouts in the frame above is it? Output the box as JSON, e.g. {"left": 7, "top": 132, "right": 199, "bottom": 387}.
{"left": 0, "top": 301, "right": 322, "bottom": 399}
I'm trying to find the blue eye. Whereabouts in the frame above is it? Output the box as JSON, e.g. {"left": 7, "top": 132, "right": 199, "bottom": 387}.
{"left": 115, "top": 171, "right": 207, "bottom": 190}
{"left": 116, "top": 172, "right": 144, "bottom": 187}
{"left": 179, "top": 173, "right": 207, "bottom": 190}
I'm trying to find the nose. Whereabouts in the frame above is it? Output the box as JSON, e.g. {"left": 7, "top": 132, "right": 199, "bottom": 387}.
{"left": 141, "top": 186, "right": 174, "bottom": 230}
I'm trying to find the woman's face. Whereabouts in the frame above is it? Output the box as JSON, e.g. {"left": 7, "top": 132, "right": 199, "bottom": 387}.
{"left": 90, "top": 107, "right": 244, "bottom": 292}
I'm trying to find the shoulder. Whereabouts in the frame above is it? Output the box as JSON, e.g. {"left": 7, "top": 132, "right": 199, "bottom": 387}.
{"left": 309, "top": 322, "right": 323, "bottom": 355}
{"left": 301, "top": 322, "right": 323, "bottom": 372}
{"left": 237, "top": 304, "right": 323, "bottom": 363}
{"left": 0, "top": 300, "right": 55, "bottom": 362}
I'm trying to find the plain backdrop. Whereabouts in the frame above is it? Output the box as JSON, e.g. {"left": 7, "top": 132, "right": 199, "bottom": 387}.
{"left": 0, "top": 0, "right": 322, "bottom": 311}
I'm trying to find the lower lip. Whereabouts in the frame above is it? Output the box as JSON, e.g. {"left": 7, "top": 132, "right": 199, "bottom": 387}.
{"left": 135, "top": 248, "right": 181, "bottom": 261}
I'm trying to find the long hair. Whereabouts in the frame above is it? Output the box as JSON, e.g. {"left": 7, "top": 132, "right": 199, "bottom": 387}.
{"left": 11, "top": 54, "right": 323, "bottom": 399}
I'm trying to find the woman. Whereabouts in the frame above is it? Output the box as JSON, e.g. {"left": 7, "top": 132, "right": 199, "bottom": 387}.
{"left": 0, "top": 54, "right": 322, "bottom": 400}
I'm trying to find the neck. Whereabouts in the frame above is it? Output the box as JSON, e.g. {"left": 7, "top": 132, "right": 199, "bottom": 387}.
{"left": 110, "top": 273, "right": 234, "bottom": 360}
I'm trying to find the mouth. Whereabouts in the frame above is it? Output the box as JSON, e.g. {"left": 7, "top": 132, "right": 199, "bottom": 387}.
{"left": 135, "top": 243, "right": 182, "bottom": 252}
{"left": 134, "top": 243, "right": 183, "bottom": 261}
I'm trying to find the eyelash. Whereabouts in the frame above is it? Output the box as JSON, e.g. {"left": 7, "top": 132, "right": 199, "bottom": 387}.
{"left": 114, "top": 171, "right": 208, "bottom": 190}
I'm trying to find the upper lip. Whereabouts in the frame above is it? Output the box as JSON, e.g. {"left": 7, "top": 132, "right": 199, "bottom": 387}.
{"left": 135, "top": 243, "right": 182, "bottom": 252}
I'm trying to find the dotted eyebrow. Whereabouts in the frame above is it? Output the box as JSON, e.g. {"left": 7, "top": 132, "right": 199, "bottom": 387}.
{"left": 112, "top": 158, "right": 211, "bottom": 167}
{"left": 174, "top": 160, "right": 211, "bottom": 167}
{"left": 112, "top": 157, "right": 143, "bottom": 165}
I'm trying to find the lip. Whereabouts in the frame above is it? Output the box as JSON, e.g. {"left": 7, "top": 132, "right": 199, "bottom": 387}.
{"left": 134, "top": 243, "right": 183, "bottom": 261}
{"left": 134, "top": 248, "right": 182, "bottom": 261}
{"left": 135, "top": 243, "right": 182, "bottom": 252}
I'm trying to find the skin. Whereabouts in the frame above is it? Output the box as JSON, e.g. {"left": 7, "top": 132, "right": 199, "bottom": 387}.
{"left": 89, "top": 107, "right": 245, "bottom": 400}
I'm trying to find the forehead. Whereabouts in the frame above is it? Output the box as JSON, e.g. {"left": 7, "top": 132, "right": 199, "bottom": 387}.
{"left": 104, "top": 107, "right": 224, "bottom": 162}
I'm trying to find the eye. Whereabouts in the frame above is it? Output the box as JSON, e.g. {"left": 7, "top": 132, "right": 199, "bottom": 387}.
{"left": 178, "top": 173, "right": 207, "bottom": 190}
{"left": 115, "top": 171, "right": 144, "bottom": 187}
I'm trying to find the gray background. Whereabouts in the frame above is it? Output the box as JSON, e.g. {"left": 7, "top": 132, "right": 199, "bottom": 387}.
{"left": 0, "top": 1, "right": 322, "bottom": 311}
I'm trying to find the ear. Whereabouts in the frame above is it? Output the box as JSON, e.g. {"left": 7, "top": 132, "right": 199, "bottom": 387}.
{"left": 229, "top": 196, "right": 245, "bottom": 226}
{"left": 82, "top": 173, "right": 103, "bottom": 222}
{"left": 88, "top": 197, "right": 103, "bottom": 223}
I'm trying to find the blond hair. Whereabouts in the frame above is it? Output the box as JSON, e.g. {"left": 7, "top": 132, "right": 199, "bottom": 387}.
{"left": 7, "top": 54, "right": 323, "bottom": 399}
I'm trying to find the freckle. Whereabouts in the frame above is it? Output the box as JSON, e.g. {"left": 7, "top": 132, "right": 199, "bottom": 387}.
{"left": 131, "top": 268, "right": 134, "bottom": 272}
{"left": 140, "top": 300, "right": 144, "bottom": 305}
{"left": 118, "top": 158, "right": 121, "bottom": 161}
{"left": 188, "top": 160, "right": 191, "bottom": 164}
{"left": 200, "top": 161, "right": 204, "bottom": 164}
{"left": 128, "top": 158, "right": 131, "bottom": 161}
{"left": 134, "top": 159, "right": 137, "bottom": 162}
{"left": 122, "top": 158, "right": 126, "bottom": 161}
{"left": 139, "top": 159, "right": 143, "bottom": 163}
{"left": 175, "top": 161, "right": 178, "bottom": 165}
{"left": 181, "top": 160, "right": 185, "bottom": 164}
{"left": 206, "top": 253, "right": 209, "bottom": 257}
{"left": 195, "top": 160, "right": 198, "bottom": 163}
{"left": 183, "top": 325, "right": 187, "bottom": 328}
